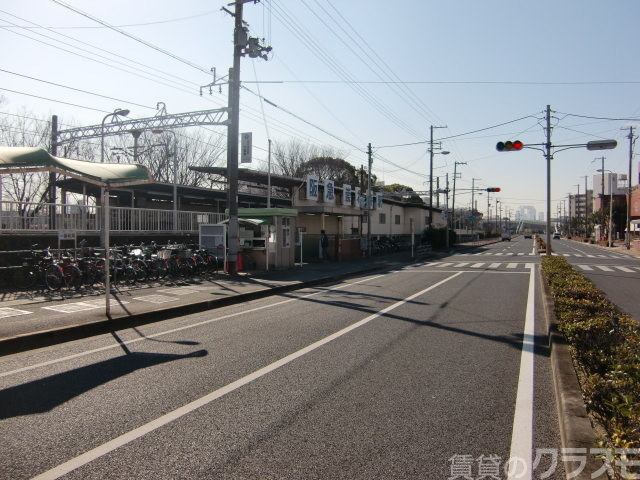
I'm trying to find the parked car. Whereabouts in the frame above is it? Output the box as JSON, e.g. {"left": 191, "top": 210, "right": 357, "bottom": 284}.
{"left": 523, "top": 229, "right": 532, "bottom": 239}
{"left": 553, "top": 232, "right": 561, "bottom": 239}
{"left": 501, "top": 232, "right": 511, "bottom": 242}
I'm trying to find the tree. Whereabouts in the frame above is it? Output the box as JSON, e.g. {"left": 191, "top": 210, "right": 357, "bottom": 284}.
{"left": 382, "top": 184, "right": 424, "bottom": 204}
{"left": 295, "top": 156, "right": 358, "bottom": 185}
{"left": 271, "top": 138, "right": 346, "bottom": 178}
{"left": 0, "top": 106, "right": 52, "bottom": 213}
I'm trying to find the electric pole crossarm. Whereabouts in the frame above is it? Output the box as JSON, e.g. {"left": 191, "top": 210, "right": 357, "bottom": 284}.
{"left": 56, "top": 108, "right": 228, "bottom": 144}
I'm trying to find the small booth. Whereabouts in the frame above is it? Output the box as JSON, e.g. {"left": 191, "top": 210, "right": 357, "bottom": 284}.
{"left": 231, "top": 208, "right": 298, "bottom": 271}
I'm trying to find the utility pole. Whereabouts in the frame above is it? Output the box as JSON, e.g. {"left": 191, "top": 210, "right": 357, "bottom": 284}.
{"left": 224, "top": 2, "right": 244, "bottom": 275}
{"left": 445, "top": 173, "right": 450, "bottom": 248}
{"left": 471, "top": 177, "right": 480, "bottom": 234}
{"left": 451, "top": 161, "right": 466, "bottom": 231}
{"left": 626, "top": 126, "right": 636, "bottom": 249}
{"left": 49, "top": 115, "right": 58, "bottom": 230}
{"left": 595, "top": 156, "right": 606, "bottom": 243}
{"left": 582, "top": 175, "right": 588, "bottom": 238}
{"left": 544, "top": 104, "right": 552, "bottom": 255}
{"left": 367, "top": 143, "right": 373, "bottom": 257}
{"left": 428, "top": 125, "right": 447, "bottom": 231}
{"left": 222, "top": 0, "right": 271, "bottom": 274}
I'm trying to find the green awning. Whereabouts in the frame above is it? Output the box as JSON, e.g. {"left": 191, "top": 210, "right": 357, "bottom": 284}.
{"left": 0, "top": 147, "right": 153, "bottom": 187}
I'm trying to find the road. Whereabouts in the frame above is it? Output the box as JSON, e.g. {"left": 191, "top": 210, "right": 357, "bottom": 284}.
{"left": 1, "top": 237, "right": 567, "bottom": 479}
{"left": 545, "top": 238, "right": 640, "bottom": 321}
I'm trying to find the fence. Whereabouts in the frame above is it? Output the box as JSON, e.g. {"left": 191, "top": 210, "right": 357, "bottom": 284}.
{"left": 0, "top": 200, "right": 224, "bottom": 234}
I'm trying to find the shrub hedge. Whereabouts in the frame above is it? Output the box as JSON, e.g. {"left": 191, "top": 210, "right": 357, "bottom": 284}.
{"left": 541, "top": 256, "right": 639, "bottom": 453}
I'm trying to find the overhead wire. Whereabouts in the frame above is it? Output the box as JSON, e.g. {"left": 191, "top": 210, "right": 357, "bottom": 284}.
{"left": 0, "top": 8, "right": 201, "bottom": 89}
{"left": 322, "top": 0, "right": 443, "bottom": 125}
{"left": 50, "top": 0, "right": 212, "bottom": 75}
{"left": 0, "top": 68, "right": 154, "bottom": 111}
{"left": 269, "top": 2, "right": 423, "bottom": 139}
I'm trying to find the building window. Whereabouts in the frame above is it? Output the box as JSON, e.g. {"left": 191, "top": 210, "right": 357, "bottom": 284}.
{"left": 379, "top": 213, "right": 386, "bottom": 224}
{"left": 395, "top": 214, "right": 401, "bottom": 225}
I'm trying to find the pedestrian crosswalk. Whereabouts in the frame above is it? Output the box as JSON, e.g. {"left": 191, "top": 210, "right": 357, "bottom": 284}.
{"left": 417, "top": 261, "right": 535, "bottom": 270}
{"left": 575, "top": 264, "right": 640, "bottom": 273}
{"left": 412, "top": 261, "right": 640, "bottom": 273}
{"left": 453, "top": 251, "right": 629, "bottom": 259}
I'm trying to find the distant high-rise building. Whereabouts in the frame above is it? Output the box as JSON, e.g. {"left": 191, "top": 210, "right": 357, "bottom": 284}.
{"left": 538, "top": 212, "right": 545, "bottom": 222}
{"left": 517, "top": 205, "right": 537, "bottom": 221}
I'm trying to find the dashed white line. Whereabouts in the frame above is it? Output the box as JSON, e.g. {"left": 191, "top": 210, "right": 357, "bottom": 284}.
{"left": 595, "top": 265, "right": 614, "bottom": 272}
{"left": 29, "top": 273, "right": 465, "bottom": 480}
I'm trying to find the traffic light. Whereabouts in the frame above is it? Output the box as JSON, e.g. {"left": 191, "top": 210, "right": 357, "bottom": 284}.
{"left": 486, "top": 187, "right": 501, "bottom": 192}
{"left": 496, "top": 140, "right": 523, "bottom": 152}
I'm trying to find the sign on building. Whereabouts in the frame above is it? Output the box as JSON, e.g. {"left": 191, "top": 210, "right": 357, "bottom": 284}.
{"left": 240, "top": 132, "right": 252, "bottom": 163}
{"left": 343, "top": 184, "right": 352, "bottom": 206}
{"left": 377, "top": 192, "right": 383, "bottom": 209}
{"left": 324, "top": 179, "right": 335, "bottom": 204}
{"left": 307, "top": 175, "right": 319, "bottom": 200}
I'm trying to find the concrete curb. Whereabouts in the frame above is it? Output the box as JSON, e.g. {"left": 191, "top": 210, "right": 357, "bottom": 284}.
{"left": 0, "top": 262, "right": 400, "bottom": 356}
{"left": 539, "top": 268, "right": 606, "bottom": 479}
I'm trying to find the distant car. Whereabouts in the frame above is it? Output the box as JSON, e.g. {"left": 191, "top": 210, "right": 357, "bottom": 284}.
{"left": 523, "top": 233, "right": 532, "bottom": 239}
{"left": 553, "top": 232, "right": 561, "bottom": 239}
{"left": 501, "top": 232, "right": 511, "bottom": 242}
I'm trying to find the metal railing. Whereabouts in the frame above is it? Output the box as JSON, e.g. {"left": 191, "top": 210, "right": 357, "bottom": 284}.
{"left": 0, "top": 200, "right": 225, "bottom": 233}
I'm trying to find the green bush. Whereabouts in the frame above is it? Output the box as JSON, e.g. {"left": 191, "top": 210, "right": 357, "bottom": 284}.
{"left": 541, "top": 256, "right": 639, "bottom": 450}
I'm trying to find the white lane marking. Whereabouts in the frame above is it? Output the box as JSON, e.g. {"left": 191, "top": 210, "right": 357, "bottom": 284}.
{"left": 471, "top": 263, "right": 485, "bottom": 268}
{"left": 506, "top": 265, "right": 536, "bottom": 480}
{"left": 507, "top": 263, "right": 518, "bottom": 269}
{"left": 577, "top": 265, "right": 594, "bottom": 271}
{"left": 454, "top": 262, "right": 469, "bottom": 267}
{"left": 42, "top": 303, "right": 102, "bottom": 313}
{"left": 525, "top": 263, "right": 534, "bottom": 270}
{"left": 133, "top": 294, "right": 177, "bottom": 304}
{"left": 595, "top": 265, "right": 614, "bottom": 272}
{"left": 0, "top": 274, "right": 384, "bottom": 378}
{"left": 438, "top": 263, "right": 454, "bottom": 268}
{"left": 615, "top": 266, "right": 635, "bottom": 273}
{"left": 29, "top": 272, "right": 464, "bottom": 480}
{"left": 488, "top": 263, "right": 501, "bottom": 269}
{"left": 0, "top": 307, "right": 32, "bottom": 318}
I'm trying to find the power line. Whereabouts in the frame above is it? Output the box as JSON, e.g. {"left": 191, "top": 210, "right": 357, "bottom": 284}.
{"left": 269, "top": 2, "right": 424, "bottom": 139}
{"left": 0, "top": 9, "right": 201, "bottom": 90}
{"left": 556, "top": 111, "right": 640, "bottom": 122}
{"left": 375, "top": 113, "right": 540, "bottom": 149}
{"left": 0, "top": 68, "right": 154, "bottom": 110}
{"left": 0, "top": 87, "right": 108, "bottom": 113}
{"left": 2, "top": 8, "right": 219, "bottom": 29}
{"left": 50, "top": 0, "right": 212, "bottom": 75}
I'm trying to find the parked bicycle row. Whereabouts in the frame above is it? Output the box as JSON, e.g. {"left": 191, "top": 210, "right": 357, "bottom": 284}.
{"left": 16, "top": 242, "right": 225, "bottom": 294}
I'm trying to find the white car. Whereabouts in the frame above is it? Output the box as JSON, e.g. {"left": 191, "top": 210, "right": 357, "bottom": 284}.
{"left": 553, "top": 232, "right": 561, "bottom": 239}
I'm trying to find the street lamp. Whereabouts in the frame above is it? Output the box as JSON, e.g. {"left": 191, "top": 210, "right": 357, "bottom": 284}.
{"left": 100, "top": 108, "right": 129, "bottom": 163}
{"left": 597, "top": 168, "right": 614, "bottom": 248}
{"left": 153, "top": 129, "right": 178, "bottom": 233}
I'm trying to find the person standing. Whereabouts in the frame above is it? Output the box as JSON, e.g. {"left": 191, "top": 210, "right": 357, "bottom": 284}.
{"left": 320, "top": 230, "right": 329, "bottom": 261}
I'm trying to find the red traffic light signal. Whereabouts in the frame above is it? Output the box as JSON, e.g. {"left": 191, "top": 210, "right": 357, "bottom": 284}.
{"left": 486, "top": 187, "right": 501, "bottom": 192}
{"left": 496, "top": 140, "right": 523, "bottom": 152}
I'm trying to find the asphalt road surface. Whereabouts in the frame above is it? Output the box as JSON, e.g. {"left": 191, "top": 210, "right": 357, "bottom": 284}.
{"left": 1, "top": 237, "right": 566, "bottom": 479}
{"left": 545, "top": 238, "right": 640, "bottom": 321}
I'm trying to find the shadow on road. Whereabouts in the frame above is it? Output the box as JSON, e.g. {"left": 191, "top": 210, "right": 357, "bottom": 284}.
{"left": 0, "top": 348, "right": 207, "bottom": 419}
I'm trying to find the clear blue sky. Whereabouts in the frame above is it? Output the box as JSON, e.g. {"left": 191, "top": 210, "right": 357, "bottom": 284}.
{"left": 1, "top": 0, "right": 638, "bottom": 218}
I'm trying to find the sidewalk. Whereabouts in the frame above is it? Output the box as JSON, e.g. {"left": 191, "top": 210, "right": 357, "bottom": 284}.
{"left": 564, "top": 237, "right": 640, "bottom": 258}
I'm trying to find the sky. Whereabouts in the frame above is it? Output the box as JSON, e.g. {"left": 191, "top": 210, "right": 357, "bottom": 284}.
{"left": 1, "top": 0, "right": 639, "bottom": 220}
